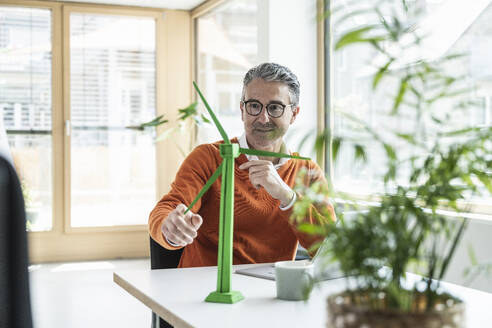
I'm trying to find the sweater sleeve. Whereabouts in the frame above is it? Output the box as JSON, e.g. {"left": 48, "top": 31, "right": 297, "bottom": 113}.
{"left": 283, "top": 161, "right": 336, "bottom": 253}
{"left": 148, "top": 144, "right": 218, "bottom": 250}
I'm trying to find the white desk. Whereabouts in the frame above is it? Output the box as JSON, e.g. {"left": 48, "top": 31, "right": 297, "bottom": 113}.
{"left": 114, "top": 264, "right": 492, "bottom": 328}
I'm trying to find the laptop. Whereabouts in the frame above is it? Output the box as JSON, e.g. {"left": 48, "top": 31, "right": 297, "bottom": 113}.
{"left": 235, "top": 238, "right": 345, "bottom": 281}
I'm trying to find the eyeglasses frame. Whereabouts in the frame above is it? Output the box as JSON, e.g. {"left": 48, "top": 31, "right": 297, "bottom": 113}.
{"left": 240, "top": 99, "right": 295, "bottom": 118}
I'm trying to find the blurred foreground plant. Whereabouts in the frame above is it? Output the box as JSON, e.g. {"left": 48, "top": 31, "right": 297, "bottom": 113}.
{"left": 293, "top": 0, "right": 492, "bottom": 315}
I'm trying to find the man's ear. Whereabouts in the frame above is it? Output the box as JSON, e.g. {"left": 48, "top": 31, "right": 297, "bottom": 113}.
{"left": 290, "top": 106, "right": 300, "bottom": 124}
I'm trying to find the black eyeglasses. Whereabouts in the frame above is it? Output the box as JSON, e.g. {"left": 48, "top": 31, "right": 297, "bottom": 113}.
{"left": 241, "top": 100, "right": 294, "bottom": 118}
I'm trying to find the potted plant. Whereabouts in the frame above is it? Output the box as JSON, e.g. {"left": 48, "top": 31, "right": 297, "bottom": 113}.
{"left": 292, "top": 1, "right": 492, "bottom": 326}
{"left": 127, "top": 102, "right": 211, "bottom": 156}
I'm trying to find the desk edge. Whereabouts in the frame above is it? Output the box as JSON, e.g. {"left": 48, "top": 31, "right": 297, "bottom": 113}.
{"left": 113, "top": 271, "right": 194, "bottom": 328}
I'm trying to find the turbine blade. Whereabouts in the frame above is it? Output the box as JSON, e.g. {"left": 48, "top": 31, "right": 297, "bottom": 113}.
{"left": 193, "top": 81, "right": 230, "bottom": 144}
{"left": 239, "top": 148, "right": 310, "bottom": 160}
{"left": 185, "top": 161, "right": 224, "bottom": 214}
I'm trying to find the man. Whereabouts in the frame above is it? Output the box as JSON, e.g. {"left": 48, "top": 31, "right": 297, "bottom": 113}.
{"left": 149, "top": 62, "right": 335, "bottom": 268}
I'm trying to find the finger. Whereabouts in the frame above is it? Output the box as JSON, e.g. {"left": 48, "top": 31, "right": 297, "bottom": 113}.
{"left": 163, "top": 224, "right": 187, "bottom": 246}
{"left": 173, "top": 216, "right": 198, "bottom": 239}
{"left": 250, "top": 170, "right": 269, "bottom": 177}
{"left": 239, "top": 160, "right": 273, "bottom": 170}
{"left": 250, "top": 172, "right": 269, "bottom": 189}
{"left": 176, "top": 203, "right": 187, "bottom": 214}
{"left": 245, "top": 164, "right": 271, "bottom": 174}
{"left": 168, "top": 220, "right": 194, "bottom": 245}
{"left": 249, "top": 175, "right": 263, "bottom": 189}
{"left": 191, "top": 214, "right": 203, "bottom": 229}
{"left": 250, "top": 171, "right": 269, "bottom": 182}
{"left": 183, "top": 210, "right": 197, "bottom": 228}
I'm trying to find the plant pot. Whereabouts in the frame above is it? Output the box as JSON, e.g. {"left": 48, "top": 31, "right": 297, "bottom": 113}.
{"left": 327, "top": 290, "right": 465, "bottom": 328}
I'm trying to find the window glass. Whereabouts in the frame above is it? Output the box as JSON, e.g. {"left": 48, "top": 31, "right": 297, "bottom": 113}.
{"left": 0, "top": 7, "right": 53, "bottom": 231}
{"left": 196, "top": 0, "right": 318, "bottom": 158}
{"left": 69, "top": 13, "right": 156, "bottom": 227}
{"left": 331, "top": 0, "right": 492, "bottom": 213}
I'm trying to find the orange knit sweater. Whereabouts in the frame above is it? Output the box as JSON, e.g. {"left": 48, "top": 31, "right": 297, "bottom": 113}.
{"left": 148, "top": 138, "right": 335, "bottom": 268}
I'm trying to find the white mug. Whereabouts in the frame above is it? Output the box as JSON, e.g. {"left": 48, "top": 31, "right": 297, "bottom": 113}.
{"left": 274, "top": 260, "right": 314, "bottom": 301}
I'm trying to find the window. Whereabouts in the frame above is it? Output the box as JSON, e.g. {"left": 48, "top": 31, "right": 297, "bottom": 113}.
{"left": 0, "top": 6, "right": 53, "bottom": 231}
{"left": 195, "top": 0, "right": 320, "bottom": 159}
{"left": 329, "top": 0, "right": 492, "bottom": 215}
{"left": 69, "top": 13, "right": 156, "bottom": 227}
{"left": 1, "top": 2, "right": 190, "bottom": 262}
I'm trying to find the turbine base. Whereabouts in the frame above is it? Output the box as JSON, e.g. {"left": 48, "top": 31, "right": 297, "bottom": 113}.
{"left": 205, "top": 291, "right": 244, "bottom": 304}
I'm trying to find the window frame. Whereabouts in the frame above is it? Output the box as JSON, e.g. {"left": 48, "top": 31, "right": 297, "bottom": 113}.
{"left": 62, "top": 5, "right": 162, "bottom": 234}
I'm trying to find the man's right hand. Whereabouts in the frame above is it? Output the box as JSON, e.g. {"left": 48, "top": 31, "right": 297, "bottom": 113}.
{"left": 161, "top": 204, "right": 203, "bottom": 247}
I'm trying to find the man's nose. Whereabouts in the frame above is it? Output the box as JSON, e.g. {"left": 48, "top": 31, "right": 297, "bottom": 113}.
{"left": 257, "top": 107, "right": 270, "bottom": 123}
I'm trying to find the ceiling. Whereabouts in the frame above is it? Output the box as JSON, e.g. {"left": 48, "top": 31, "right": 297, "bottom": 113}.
{"left": 44, "top": 0, "right": 208, "bottom": 10}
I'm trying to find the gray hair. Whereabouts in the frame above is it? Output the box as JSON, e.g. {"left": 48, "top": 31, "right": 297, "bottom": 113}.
{"left": 242, "top": 63, "right": 300, "bottom": 107}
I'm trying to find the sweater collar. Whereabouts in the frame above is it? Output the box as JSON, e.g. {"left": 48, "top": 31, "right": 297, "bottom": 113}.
{"left": 238, "top": 133, "right": 291, "bottom": 169}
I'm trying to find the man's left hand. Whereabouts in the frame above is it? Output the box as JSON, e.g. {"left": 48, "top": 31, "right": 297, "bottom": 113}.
{"left": 239, "top": 160, "right": 294, "bottom": 207}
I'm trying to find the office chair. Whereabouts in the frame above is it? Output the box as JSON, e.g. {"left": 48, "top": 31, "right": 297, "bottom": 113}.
{"left": 0, "top": 155, "right": 33, "bottom": 328}
{"left": 150, "top": 237, "right": 183, "bottom": 270}
{"left": 150, "top": 236, "right": 183, "bottom": 328}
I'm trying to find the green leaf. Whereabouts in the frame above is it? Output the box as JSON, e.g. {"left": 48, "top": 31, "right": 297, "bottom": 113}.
{"left": 372, "top": 59, "right": 394, "bottom": 89}
{"left": 185, "top": 161, "right": 223, "bottom": 214}
{"left": 475, "top": 172, "right": 492, "bottom": 193}
{"left": 129, "top": 115, "right": 168, "bottom": 130}
{"left": 200, "top": 114, "right": 211, "bottom": 124}
{"left": 430, "top": 115, "right": 443, "bottom": 124}
{"left": 142, "top": 115, "right": 168, "bottom": 127}
{"left": 392, "top": 77, "right": 409, "bottom": 114}
{"left": 383, "top": 143, "right": 396, "bottom": 161}
{"left": 354, "top": 144, "right": 367, "bottom": 163}
{"left": 335, "top": 25, "right": 385, "bottom": 50}
{"left": 401, "top": 0, "right": 409, "bottom": 12}
{"left": 298, "top": 223, "right": 327, "bottom": 235}
{"left": 332, "top": 137, "right": 341, "bottom": 161}
{"left": 440, "top": 53, "right": 467, "bottom": 62}
{"left": 239, "top": 148, "right": 310, "bottom": 160}
{"left": 193, "top": 81, "right": 230, "bottom": 144}
{"left": 314, "top": 131, "right": 329, "bottom": 155}
{"left": 439, "top": 127, "right": 480, "bottom": 137}
{"left": 467, "top": 244, "right": 478, "bottom": 266}
{"left": 396, "top": 133, "right": 417, "bottom": 146}
{"left": 178, "top": 102, "right": 198, "bottom": 121}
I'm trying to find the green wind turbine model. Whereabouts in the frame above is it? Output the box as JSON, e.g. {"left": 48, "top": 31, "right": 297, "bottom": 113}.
{"left": 187, "top": 82, "right": 309, "bottom": 304}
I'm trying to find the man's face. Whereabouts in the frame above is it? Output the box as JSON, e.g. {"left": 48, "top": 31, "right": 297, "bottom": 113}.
{"left": 240, "top": 78, "right": 299, "bottom": 147}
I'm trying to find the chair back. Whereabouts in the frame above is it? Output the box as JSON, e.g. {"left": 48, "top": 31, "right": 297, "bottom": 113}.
{"left": 0, "top": 156, "right": 33, "bottom": 328}
{"left": 150, "top": 237, "right": 183, "bottom": 270}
